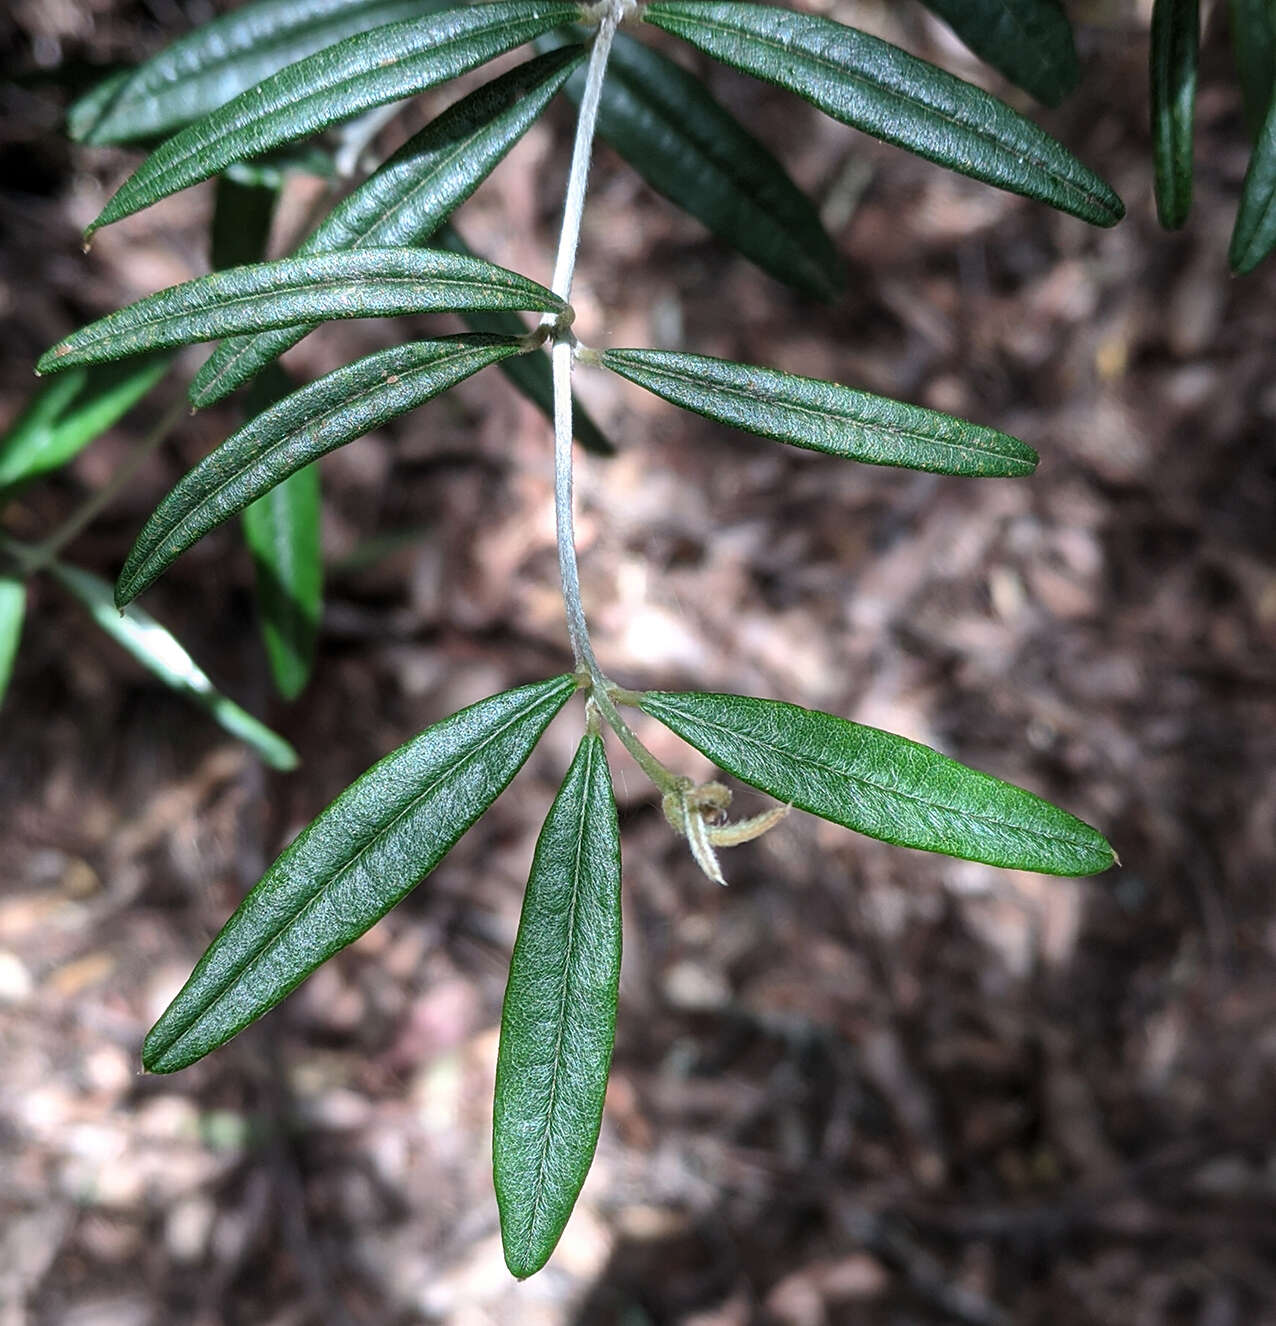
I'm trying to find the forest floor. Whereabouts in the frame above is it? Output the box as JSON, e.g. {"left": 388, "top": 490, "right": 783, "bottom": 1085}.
{"left": 2, "top": 2, "right": 1275, "bottom": 1323}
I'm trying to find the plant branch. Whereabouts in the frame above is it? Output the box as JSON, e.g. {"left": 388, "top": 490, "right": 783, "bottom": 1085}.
{"left": 545, "top": 4, "right": 684, "bottom": 796}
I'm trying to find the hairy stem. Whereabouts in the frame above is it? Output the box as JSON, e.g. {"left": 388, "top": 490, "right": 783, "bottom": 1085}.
{"left": 547, "top": 4, "right": 681, "bottom": 794}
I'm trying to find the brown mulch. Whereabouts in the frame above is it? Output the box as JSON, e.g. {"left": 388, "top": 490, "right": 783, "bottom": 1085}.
{"left": 2, "top": 3, "right": 1275, "bottom": 1324}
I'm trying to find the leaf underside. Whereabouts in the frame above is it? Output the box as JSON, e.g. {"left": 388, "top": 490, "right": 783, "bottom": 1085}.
{"left": 190, "top": 46, "right": 584, "bottom": 407}
{"left": 69, "top": 0, "right": 456, "bottom": 145}
{"left": 640, "top": 690, "right": 1115, "bottom": 875}
{"left": 494, "top": 731, "right": 621, "bottom": 1280}
{"left": 38, "top": 248, "right": 562, "bottom": 373}
{"left": 0, "top": 356, "right": 170, "bottom": 494}
{"left": 920, "top": 0, "right": 1079, "bottom": 107}
{"left": 243, "top": 460, "right": 323, "bottom": 702}
{"left": 49, "top": 561, "right": 298, "bottom": 770}
{"left": 599, "top": 348, "right": 1037, "bottom": 477}
{"left": 144, "top": 674, "right": 578, "bottom": 1072}
{"left": 1150, "top": 0, "right": 1199, "bottom": 231}
{"left": 0, "top": 576, "right": 26, "bottom": 707}
{"left": 641, "top": 1, "right": 1124, "bottom": 226}
{"left": 118, "top": 335, "right": 522, "bottom": 605}
{"left": 87, "top": 1, "right": 582, "bottom": 236}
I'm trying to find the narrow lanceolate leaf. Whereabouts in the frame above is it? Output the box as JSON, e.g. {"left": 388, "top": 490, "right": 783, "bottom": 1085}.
{"left": 38, "top": 250, "right": 562, "bottom": 374}
{"left": 118, "top": 335, "right": 520, "bottom": 605}
{"left": 0, "top": 357, "right": 169, "bottom": 494}
{"left": 190, "top": 47, "right": 584, "bottom": 408}
{"left": 49, "top": 561, "right": 298, "bottom": 770}
{"left": 0, "top": 576, "right": 25, "bottom": 707}
{"left": 144, "top": 674, "right": 577, "bottom": 1072}
{"left": 920, "top": 0, "right": 1079, "bottom": 107}
{"left": 641, "top": 691, "right": 1115, "bottom": 876}
{"left": 436, "top": 226, "right": 615, "bottom": 457}
{"left": 1150, "top": 0, "right": 1199, "bottom": 230}
{"left": 572, "top": 32, "right": 842, "bottom": 299}
{"left": 69, "top": 0, "right": 455, "bottom": 145}
{"left": 494, "top": 732, "right": 621, "bottom": 1280}
{"left": 1230, "top": 93, "right": 1276, "bottom": 272}
{"left": 87, "top": 2, "right": 581, "bottom": 237}
{"left": 240, "top": 371, "right": 323, "bottom": 702}
{"left": 599, "top": 349, "right": 1037, "bottom": 478}
{"left": 642, "top": 1, "right": 1124, "bottom": 226}
{"left": 1229, "top": 0, "right": 1276, "bottom": 138}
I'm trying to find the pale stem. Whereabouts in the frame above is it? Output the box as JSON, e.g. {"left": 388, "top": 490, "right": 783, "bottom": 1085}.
{"left": 546, "top": 4, "right": 682, "bottom": 796}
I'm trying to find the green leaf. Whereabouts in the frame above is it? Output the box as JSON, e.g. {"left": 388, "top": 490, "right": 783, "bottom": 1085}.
{"left": 0, "top": 356, "right": 169, "bottom": 495}
{"left": 920, "top": 0, "right": 1079, "bottom": 107}
{"left": 641, "top": 690, "right": 1115, "bottom": 876}
{"left": 143, "top": 674, "right": 577, "bottom": 1072}
{"left": 568, "top": 31, "right": 842, "bottom": 299}
{"left": 118, "top": 335, "right": 521, "bottom": 605}
{"left": 435, "top": 226, "right": 615, "bottom": 457}
{"left": 1229, "top": 0, "right": 1276, "bottom": 139}
{"left": 494, "top": 731, "right": 621, "bottom": 1279}
{"left": 38, "top": 249, "right": 563, "bottom": 374}
{"left": 641, "top": 1, "right": 1124, "bottom": 226}
{"left": 86, "top": 1, "right": 582, "bottom": 236}
{"left": 0, "top": 575, "right": 25, "bottom": 708}
{"left": 598, "top": 348, "right": 1037, "bottom": 478}
{"left": 190, "top": 46, "right": 584, "bottom": 407}
{"left": 1230, "top": 90, "right": 1276, "bottom": 272}
{"left": 49, "top": 560, "right": 298, "bottom": 770}
{"left": 69, "top": 0, "right": 456, "bottom": 145}
{"left": 240, "top": 372, "right": 324, "bottom": 702}
{"left": 1150, "top": 0, "right": 1199, "bottom": 230}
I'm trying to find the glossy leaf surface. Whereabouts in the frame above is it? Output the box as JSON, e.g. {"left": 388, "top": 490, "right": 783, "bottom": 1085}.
{"left": 0, "top": 575, "right": 25, "bottom": 707}
{"left": 1230, "top": 91, "right": 1276, "bottom": 271}
{"left": 1150, "top": 0, "right": 1199, "bottom": 230}
{"left": 571, "top": 31, "right": 841, "bottom": 298}
{"left": 240, "top": 379, "right": 323, "bottom": 702}
{"left": 920, "top": 0, "right": 1079, "bottom": 107}
{"left": 87, "top": 1, "right": 581, "bottom": 236}
{"left": 494, "top": 732, "right": 621, "bottom": 1279}
{"left": 1229, "top": 0, "right": 1276, "bottom": 138}
{"left": 641, "top": 690, "right": 1115, "bottom": 875}
{"left": 642, "top": 1, "right": 1124, "bottom": 226}
{"left": 118, "top": 335, "right": 520, "bottom": 604}
{"left": 0, "top": 357, "right": 169, "bottom": 494}
{"left": 39, "top": 249, "right": 562, "bottom": 373}
{"left": 190, "top": 47, "right": 583, "bottom": 407}
{"left": 50, "top": 561, "right": 298, "bottom": 770}
{"left": 144, "top": 674, "right": 577, "bottom": 1072}
{"left": 600, "top": 349, "right": 1037, "bottom": 477}
{"left": 69, "top": 0, "right": 453, "bottom": 145}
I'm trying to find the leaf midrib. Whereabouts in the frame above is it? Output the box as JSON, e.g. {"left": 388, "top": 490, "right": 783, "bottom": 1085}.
{"left": 521, "top": 735, "right": 597, "bottom": 1265}
{"left": 129, "top": 341, "right": 507, "bottom": 595}
{"left": 651, "top": 6, "right": 1113, "bottom": 217}
{"left": 649, "top": 696, "right": 1100, "bottom": 854}
{"left": 611, "top": 355, "right": 1027, "bottom": 464}
{"left": 114, "top": 8, "right": 550, "bottom": 214}
{"left": 155, "top": 681, "right": 568, "bottom": 1061}
{"left": 60, "top": 271, "right": 548, "bottom": 359}
{"left": 194, "top": 58, "right": 570, "bottom": 399}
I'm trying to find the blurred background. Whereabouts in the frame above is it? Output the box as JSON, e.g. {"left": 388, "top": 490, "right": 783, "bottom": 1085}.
{"left": 2, "top": 1, "right": 1275, "bottom": 1322}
